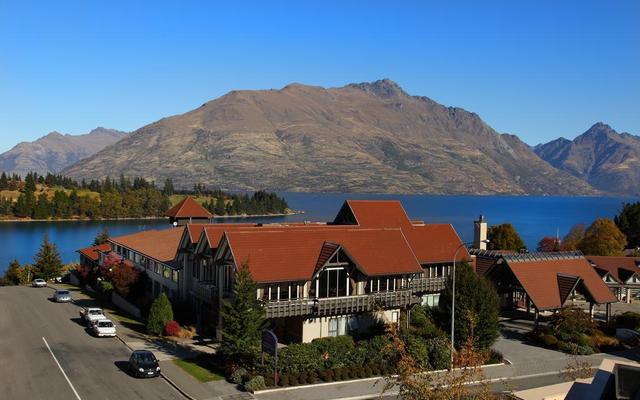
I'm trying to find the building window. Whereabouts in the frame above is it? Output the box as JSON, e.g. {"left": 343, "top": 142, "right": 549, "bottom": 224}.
{"left": 163, "top": 266, "right": 171, "bottom": 279}
{"left": 422, "top": 294, "right": 440, "bottom": 307}
{"left": 328, "top": 317, "right": 348, "bottom": 337}
{"left": 391, "top": 311, "right": 400, "bottom": 324}
{"left": 172, "top": 270, "right": 178, "bottom": 283}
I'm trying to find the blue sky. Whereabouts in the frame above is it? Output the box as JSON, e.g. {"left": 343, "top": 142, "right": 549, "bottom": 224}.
{"left": 0, "top": 1, "right": 638, "bottom": 152}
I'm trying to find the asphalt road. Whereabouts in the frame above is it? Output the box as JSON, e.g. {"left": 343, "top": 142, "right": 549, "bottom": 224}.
{"left": 0, "top": 285, "right": 185, "bottom": 400}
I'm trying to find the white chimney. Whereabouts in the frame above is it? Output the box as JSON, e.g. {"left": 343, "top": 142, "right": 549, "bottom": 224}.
{"left": 474, "top": 215, "right": 488, "bottom": 250}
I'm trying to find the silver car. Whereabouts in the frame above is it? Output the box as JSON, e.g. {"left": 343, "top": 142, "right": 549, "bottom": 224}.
{"left": 32, "top": 278, "right": 47, "bottom": 288}
{"left": 53, "top": 289, "right": 72, "bottom": 303}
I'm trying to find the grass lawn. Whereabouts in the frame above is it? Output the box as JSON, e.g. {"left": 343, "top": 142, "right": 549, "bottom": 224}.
{"left": 173, "top": 358, "right": 225, "bottom": 382}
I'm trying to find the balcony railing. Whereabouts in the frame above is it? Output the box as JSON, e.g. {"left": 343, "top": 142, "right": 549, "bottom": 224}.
{"left": 265, "top": 290, "right": 420, "bottom": 318}
{"left": 409, "top": 276, "right": 447, "bottom": 293}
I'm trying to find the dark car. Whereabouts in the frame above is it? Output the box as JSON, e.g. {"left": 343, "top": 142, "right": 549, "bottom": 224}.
{"left": 128, "top": 350, "right": 160, "bottom": 378}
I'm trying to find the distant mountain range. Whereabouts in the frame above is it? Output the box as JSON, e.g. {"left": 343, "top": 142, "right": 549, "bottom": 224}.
{"left": 61, "top": 80, "right": 597, "bottom": 195}
{"left": 535, "top": 122, "right": 640, "bottom": 196}
{"left": 0, "top": 128, "right": 127, "bottom": 177}
{"left": 4, "top": 80, "right": 638, "bottom": 196}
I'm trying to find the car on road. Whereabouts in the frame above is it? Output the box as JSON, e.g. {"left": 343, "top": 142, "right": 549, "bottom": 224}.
{"left": 53, "top": 289, "right": 72, "bottom": 303}
{"left": 32, "top": 279, "right": 46, "bottom": 288}
{"left": 79, "top": 307, "right": 106, "bottom": 325}
{"left": 92, "top": 319, "right": 116, "bottom": 337}
{"left": 128, "top": 350, "right": 161, "bottom": 378}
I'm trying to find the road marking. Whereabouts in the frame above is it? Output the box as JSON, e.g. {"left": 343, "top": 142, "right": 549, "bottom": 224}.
{"left": 42, "top": 336, "right": 82, "bottom": 400}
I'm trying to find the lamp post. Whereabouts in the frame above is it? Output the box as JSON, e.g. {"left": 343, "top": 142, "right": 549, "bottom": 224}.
{"left": 450, "top": 239, "right": 488, "bottom": 370}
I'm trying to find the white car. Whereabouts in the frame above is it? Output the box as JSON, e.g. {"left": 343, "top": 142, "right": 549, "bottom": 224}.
{"left": 92, "top": 319, "right": 116, "bottom": 337}
{"left": 53, "top": 289, "right": 72, "bottom": 303}
{"left": 32, "top": 279, "right": 47, "bottom": 288}
{"left": 79, "top": 307, "right": 107, "bottom": 326}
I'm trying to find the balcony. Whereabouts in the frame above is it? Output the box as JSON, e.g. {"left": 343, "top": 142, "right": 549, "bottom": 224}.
{"left": 265, "top": 290, "right": 419, "bottom": 318}
{"left": 409, "top": 276, "right": 447, "bottom": 293}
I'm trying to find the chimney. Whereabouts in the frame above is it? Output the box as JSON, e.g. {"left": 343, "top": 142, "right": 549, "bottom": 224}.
{"left": 474, "top": 214, "right": 487, "bottom": 250}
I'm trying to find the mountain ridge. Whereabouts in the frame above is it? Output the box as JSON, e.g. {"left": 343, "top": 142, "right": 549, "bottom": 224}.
{"left": 0, "top": 127, "right": 127, "bottom": 176}
{"left": 535, "top": 122, "right": 640, "bottom": 195}
{"left": 61, "top": 80, "right": 599, "bottom": 195}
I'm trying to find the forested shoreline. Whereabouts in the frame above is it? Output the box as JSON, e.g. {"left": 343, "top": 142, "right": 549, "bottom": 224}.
{"left": 0, "top": 172, "right": 290, "bottom": 220}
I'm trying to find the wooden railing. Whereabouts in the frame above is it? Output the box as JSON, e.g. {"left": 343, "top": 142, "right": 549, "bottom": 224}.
{"left": 409, "top": 276, "right": 447, "bottom": 293}
{"left": 264, "top": 290, "right": 420, "bottom": 318}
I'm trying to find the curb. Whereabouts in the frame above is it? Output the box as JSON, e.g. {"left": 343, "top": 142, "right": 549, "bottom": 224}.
{"left": 161, "top": 371, "right": 199, "bottom": 400}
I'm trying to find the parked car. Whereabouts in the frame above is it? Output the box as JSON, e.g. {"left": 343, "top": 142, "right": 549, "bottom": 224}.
{"left": 79, "top": 307, "right": 106, "bottom": 325}
{"left": 53, "top": 290, "right": 72, "bottom": 303}
{"left": 128, "top": 350, "right": 161, "bottom": 378}
{"left": 92, "top": 319, "right": 116, "bottom": 337}
{"left": 32, "top": 279, "right": 46, "bottom": 288}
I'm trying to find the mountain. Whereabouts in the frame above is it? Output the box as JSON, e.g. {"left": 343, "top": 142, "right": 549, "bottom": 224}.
{"left": 0, "top": 128, "right": 127, "bottom": 177}
{"left": 63, "top": 80, "right": 596, "bottom": 195}
{"left": 535, "top": 122, "right": 640, "bottom": 195}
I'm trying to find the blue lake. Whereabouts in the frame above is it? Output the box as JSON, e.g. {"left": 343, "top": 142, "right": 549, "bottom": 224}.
{"left": 0, "top": 193, "right": 637, "bottom": 273}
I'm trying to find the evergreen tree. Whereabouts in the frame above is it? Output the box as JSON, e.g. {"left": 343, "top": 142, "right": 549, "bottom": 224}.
{"left": 33, "top": 192, "right": 51, "bottom": 219}
{"left": 94, "top": 228, "right": 110, "bottom": 245}
{"left": 162, "top": 178, "right": 175, "bottom": 196}
{"left": 147, "top": 293, "right": 174, "bottom": 335}
{"left": 615, "top": 202, "right": 640, "bottom": 248}
{"left": 487, "top": 223, "right": 526, "bottom": 252}
{"left": 14, "top": 191, "right": 35, "bottom": 217}
{"left": 219, "top": 263, "right": 266, "bottom": 368}
{"left": 0, "top": 172, "right": 8, "bottom": 190}
{"left": 34, "top": 234, "right": 63, "bottom": 280}
{"left": 25, "top": 173, "right": 37, "bottom": 192}
{"left": 437, "top": 263, "right": 500, "bottom": 351}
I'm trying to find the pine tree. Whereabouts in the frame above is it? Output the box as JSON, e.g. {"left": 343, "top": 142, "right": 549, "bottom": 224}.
{"left": 147, "top": 293, "right": 174, "bottom": 335}
{"left": 94, "top": 228, "right": 110, "bottom": 245}
{"left": 0, "top": 172, "right": 8, "bottom": 190}
{"left": 219, "top": 263, "right": 266, "bottom": 368}
{"left": 33, "top": 193, "right": 51, "bottom": 219}
{"left": 25, "top": 173, "right": 37, "bottom": 193}
{"left": 34, "top": 234, "right": 63, "bottom": 280}
{"left": 437, "top": 263, "right": 500, "bottom": 351}
{"left": 162, "top": 178, "right": 175, "bottom": 196}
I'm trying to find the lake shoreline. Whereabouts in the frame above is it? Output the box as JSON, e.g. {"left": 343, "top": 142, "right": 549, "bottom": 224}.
{"left": 0, "top": 210, "right": 304, "bottom": 223}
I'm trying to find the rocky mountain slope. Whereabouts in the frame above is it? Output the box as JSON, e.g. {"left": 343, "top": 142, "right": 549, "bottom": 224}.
{"left": 0, "top": 127, "right": 127, "bottom": 176}
{"left": 63, "top": 80, "right": 596, "bottom": 195}
{"left": 535, "top": 123, "right": 640, "bottom": 195}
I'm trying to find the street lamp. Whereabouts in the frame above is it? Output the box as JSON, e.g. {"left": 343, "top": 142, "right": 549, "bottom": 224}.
{"left": 450, "top": 239, "right": 488, "bottom": 370}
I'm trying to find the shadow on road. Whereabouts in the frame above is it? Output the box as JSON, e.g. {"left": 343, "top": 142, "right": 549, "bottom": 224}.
{"left": 114, "top": 361, "right": 133, "bottom": 376}
{"left": 70, "top": 317, "right": 86, "bottom": 327}
{"left": 73, "top": 298, "right": 100, "bottom": 309}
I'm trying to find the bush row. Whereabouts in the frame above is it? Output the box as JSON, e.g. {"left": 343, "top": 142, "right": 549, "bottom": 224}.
{"left": 255, "top": 362, "right": 393, "bottom": 388}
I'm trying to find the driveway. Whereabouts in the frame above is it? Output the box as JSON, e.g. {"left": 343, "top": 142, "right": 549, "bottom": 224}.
{"left": 0, "top": 285, "right": 186, "bottom": 400}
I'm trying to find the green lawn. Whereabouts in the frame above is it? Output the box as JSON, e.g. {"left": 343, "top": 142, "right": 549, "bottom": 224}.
{"left": 173, "top": 358, "right": 225, "bottom": 382}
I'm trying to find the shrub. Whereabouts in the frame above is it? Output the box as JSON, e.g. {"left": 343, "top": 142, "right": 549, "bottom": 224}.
{"left": 163, "top": 320, "right": 181, "bottom": 337}
{"left": 487, "top": 349, "right": 504, "bottom": 364}
{"left": 97, "top": 280, "right": 114, "bottom": 297}
{"left": 362, "top": 335, "right": 389, "bottom": 364}
{"left": 427, "top": 336, "right": 451, "bottom": 370}
{"left": 262, "top": 374, "right": 275, "bottom": 387}
{"left": 179, "top": 325, "right": 197, "bottom": 339}
{"left": 243, "top": 375, "right": 266, "bottom": 393}
{"left": 616, "top": 312, "right": 640, "bottom": 331}
{"left": 550, "top": 307, "right": 596, "bottom": 337}
{"left": 312, "top": 336, "right": 355, "bottom": 369}
{"left": 147, "top": 293, "right": 173, "bottom": 335}
{"left": 298, "top": 371, "right": 309, "bottom": 385}
{"left": 333, "top": 367, "right": 345, "bottom": 381}
{"left": 308, "top": 370, "right": 319, "bottom": 384}
{"left": 279, "top": 373, "right": 289, "bottom": 387}
{"left": 288, "top": 372, "right": 299, "bottom": 386}
{"left": 319, "top": 369, "right": 334, "bottom": 382}
{"left": 229, "top": 367, "right": 247, "bottom": 385}
{"left": 405, "top": 334, "right": 429, "bottom": 367}
{"left": 363, "top": 365, "right": 373, "bottom": 377}
{"left": 278, "top": 342, "right": 323, "bottom": 373}
{"left": 541, "top": 334, "right": 559, "bottom": 348}
{"left": 369, "top": 363, "right": 382, "bottom": 376}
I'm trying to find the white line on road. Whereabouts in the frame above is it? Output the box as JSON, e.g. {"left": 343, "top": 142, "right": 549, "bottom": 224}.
{"left": 42, "top": 336, "right": 82, "bottom": 400}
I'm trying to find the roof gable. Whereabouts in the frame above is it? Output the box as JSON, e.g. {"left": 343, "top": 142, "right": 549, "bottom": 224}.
{"left": 165, "top": 196, "right": 213, "bottom": 219}
{"left": 109, "top": 227, "right": 184, "bottom": 263}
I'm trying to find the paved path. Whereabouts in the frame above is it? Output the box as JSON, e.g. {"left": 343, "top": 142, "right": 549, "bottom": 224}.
{"left": 0, "top": 285, "right": 185, "bottom": 400}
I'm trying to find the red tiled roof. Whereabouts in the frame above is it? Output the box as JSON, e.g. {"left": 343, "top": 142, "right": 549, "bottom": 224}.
{"left": 223, "top": 228, "right": 423, "bottom": 283}
{"left": 77, "top": 243, "right": 111, "bottom": 261}
{"left": 587, "top": 256, "right": 640, "bottom": 284}
{"left": 339, "top": 200, "right": 413, "bottom": 228}
{"left": 186, "top": 223, "right": 257, "bottom": 245}
{"left": 165, "top": 196, "right": 213, "bottom": 219}
{"left": 503, "top": 257, "right": 617, "bottom": 310}
{"left": 109, "top": 227, "right": 184, "bottom": 262}
{"left": 336, "top": 200, "right": 468, "bottom": 265}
